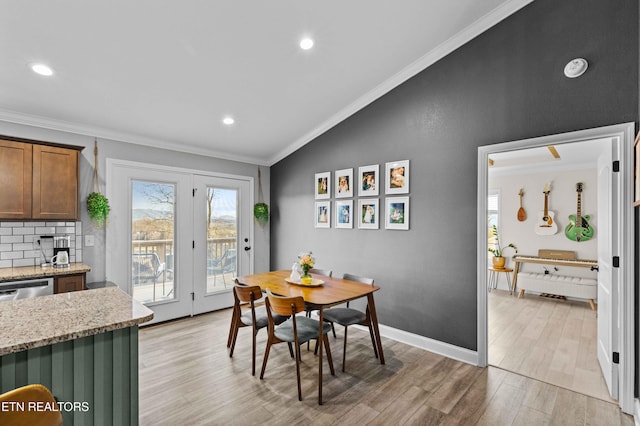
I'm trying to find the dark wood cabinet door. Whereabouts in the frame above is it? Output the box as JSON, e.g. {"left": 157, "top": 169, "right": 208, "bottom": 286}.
{"left": 0, "top": 140, "right": 33, "bottom": 219}
{"left": 54, "top": 273, "right": 86, "bottom": 294}
{"left": 32, "top": 145, "right": 79, "bottom": 220}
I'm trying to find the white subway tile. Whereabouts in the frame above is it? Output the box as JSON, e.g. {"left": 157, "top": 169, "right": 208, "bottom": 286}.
{"left": 13, "top": 258, "right": 35, "bottom": 267}
{"left": 46, "top": 222, "right": 65, "bottom": 227}
{"left": 0, "top": 244, "right": 11, "bottom": 252}
{"left": 13, "top": 243, "right": 34, "bottom": 251}
{"left": 0, "top": 228, "right": 11, "bottom": 236}
{"left": 76, "top": 250, "right": 82, "bottom": 262}
{"left": 1, "top": 235, "right": 23, "bottom": 244}
{"left": 76, "top": 236, "right": 82, "bottom": 248}
{"left": 35, "top": 227, "right": 55, "bottom": 235}
{"left": 30, "top": 222, "right": 46, "bottom": 226}
{"left": 23, "top": 250, "right": 40, "bottom": 258}
{"left": 1, "top": 251, "right": 23, "bottom": 260}
{"left": 0, "top": 260, "right": 11, "bottom": 268}
{"left": 76, "top": 222, "right": 82, "bottom": 235}
{"left": 65, "top": 222, "right": 75, "bottom": 226}
{"left": 13, "top": 227, "right": 35, "bottom": 235}
{"left": 1, "top": 222, "right": 24, "bottom": 227}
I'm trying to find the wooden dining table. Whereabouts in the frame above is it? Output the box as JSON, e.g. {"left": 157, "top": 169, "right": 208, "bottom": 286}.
{"left": 236, "top": 269, "right": 385, "bottom": 404}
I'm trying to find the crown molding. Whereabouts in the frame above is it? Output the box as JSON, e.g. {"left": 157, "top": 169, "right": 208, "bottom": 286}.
{"left": 0, "top": 108, "right": 271, "bottom": 166}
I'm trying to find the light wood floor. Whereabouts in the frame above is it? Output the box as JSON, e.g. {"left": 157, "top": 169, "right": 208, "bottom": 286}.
{"left": 488, "top": 289, "right": 613, "bottom": 403}
{"left": 139, "top": 307, "right": 632, "bottom": 425}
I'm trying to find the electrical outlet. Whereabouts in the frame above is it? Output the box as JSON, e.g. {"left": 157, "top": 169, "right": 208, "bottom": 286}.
{"left": 85, "top": 235, "right": 95, "bottom": 247}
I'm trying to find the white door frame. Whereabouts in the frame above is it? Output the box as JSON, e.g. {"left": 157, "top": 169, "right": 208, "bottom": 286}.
{"left": 106, "top": 159, "right": 255, "bottom": 320}
{"left": 476, "top": 122, "right": 635, "bottom": 413}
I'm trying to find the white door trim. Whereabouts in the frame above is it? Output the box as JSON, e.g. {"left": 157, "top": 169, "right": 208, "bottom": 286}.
{"left": 476, "top": 122, "right": 635, "bottom": 414}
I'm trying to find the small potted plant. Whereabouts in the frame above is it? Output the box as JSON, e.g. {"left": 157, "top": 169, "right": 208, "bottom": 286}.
{"left": 488, "top": 224, "right": 517, "bottom": 269}
{"left": 87, "top": 192, "right": 110, "bottom": 227}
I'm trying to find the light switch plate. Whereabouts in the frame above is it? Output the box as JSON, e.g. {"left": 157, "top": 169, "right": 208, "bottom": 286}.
{"left": 84, "top": 235, "right": 95, "bottom": 247}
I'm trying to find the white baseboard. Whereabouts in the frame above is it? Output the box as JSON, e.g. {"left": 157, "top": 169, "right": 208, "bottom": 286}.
{"left": 634, "top": 398, "right": 640, "bottom": 426}
{"left": 353, "top": 323, "right": 479, "bottom": 366}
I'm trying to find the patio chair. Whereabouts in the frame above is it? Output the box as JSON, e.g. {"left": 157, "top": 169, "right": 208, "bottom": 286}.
{"left": 132, "top": 252, "right": 166, "bottom": 298}
{"left": 207, "top": 249, "right": 237, "bottom": 288}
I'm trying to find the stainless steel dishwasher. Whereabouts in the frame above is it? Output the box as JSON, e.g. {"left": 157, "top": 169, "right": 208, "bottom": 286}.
{"left": 0, "top": 277, "right": 54, "bottom": 302}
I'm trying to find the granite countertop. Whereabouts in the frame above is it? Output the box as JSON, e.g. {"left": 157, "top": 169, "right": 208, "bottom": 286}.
{"left": 0, "top": 263, "right": 92, "bottom": 282}
{"left": 0, "top": 287, "right": 153, "bottom": 356}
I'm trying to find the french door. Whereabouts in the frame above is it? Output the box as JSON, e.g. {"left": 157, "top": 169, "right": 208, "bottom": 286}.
{"left": 192, "top": 175, "right": 252, "bottom": 314}
{"left": 107, "top": 160, "right": 252, "bottom": 324}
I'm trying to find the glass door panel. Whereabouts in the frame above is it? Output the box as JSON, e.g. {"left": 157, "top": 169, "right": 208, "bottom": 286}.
{"left": 206, "top": 187, "right": 238, "bottom": 294}
{"left": 131, "top": 180, "right": 176, "bottom": 304}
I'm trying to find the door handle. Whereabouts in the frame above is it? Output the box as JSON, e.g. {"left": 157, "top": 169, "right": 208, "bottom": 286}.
{"left": 244, "top": 246, "right": 251, "bottom": 251}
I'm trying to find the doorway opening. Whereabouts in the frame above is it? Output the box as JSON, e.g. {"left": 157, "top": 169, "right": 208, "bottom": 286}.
{"left": 476, "top": 123, "right": 635, "bottom": 414}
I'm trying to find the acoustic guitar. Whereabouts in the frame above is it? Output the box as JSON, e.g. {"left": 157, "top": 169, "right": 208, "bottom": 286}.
{"left": 565, "top": 182, "right": 594, "bottom": 242}
{"left": 535, "top": 183, "right": 557, "bottom": 235}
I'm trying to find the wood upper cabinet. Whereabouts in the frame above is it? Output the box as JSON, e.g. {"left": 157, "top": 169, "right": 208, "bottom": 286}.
{"left": 0, "top": 137, "right": 81, "bottom": 220}
{"left": 0, "top": 140, "right": 33, "bottom": 219}
{"left": 32, "top": 145, "right": 80, "bottom": 220}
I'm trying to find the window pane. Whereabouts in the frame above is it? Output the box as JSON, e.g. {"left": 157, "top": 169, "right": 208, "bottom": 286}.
{"left": 131, "top": 181, "right": 175, "bottom": 304}
{"left": 206, "top": 187, "right": 237, "bottom": 293}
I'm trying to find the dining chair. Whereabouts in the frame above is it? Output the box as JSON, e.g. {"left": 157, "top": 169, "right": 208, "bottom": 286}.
{"left": 320, "top": 273, "right": 378, "bottom": 372}
{"left": 0, "top": 384, "right": 62, "bottom": 426}
{"left": 305, "top": 268, "right": 332, "bottom": 347}
{"left": 260, "top": 289, "right": 335, "bottom": 401}
{"left": 228, "top": 281, "right": 286, "bottom": 376}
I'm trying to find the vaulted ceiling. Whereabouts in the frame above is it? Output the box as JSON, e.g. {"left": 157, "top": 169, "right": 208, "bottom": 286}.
{"left": 1, "top": 1, "right": 532, "bottom": 165}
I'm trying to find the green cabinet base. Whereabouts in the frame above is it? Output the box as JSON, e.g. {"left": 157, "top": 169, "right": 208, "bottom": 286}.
{"left": 1, "top": 327, "right": 139, "bottom": 426}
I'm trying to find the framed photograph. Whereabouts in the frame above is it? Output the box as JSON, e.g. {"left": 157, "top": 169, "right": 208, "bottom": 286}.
{"left": 385, "top": 197, "right": 409, "bottom": 230}
{"left": 335, "top": 168, "right": 353, "bottom": 198}
{"left": 358, "top": 164, "right": 379, "bottom": 196}
{"left": 314, "top": 201, "right": 330, "bottom": 228}
{"left": 385, "top": 160, "right": 409, "bottom": 194}
{"left": 315, "top": 172, "right": 330, "bottom": 199}
{"left": 335, "top": 200, "right": 353, "bottom": 228}
{"left": 358, "top": 198, "right": 379, "bottom": 229}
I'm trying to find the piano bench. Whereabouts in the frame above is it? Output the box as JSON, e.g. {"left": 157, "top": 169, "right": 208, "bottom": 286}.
{"left": 516, "top": 272, "right": 596, "bottom": 310}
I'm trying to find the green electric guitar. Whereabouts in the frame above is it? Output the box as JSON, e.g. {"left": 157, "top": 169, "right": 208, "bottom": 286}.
{"left": 565, "top": 182, "right": 595, "bottom": 242}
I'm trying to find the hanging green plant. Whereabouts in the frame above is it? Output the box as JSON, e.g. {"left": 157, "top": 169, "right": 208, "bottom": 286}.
{"left": 254, "top": 167, "right": 269, "bottom": 226}
{"left": 87, "top": 192, "right": 110, "bottom": 227}
{"left": 87, "top": 139, "right": 110, "bottom": 227}
{"left": 254, "top": 202, "right": 269, "bottom": 226}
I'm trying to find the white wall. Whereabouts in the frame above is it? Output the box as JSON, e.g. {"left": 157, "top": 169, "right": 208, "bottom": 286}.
{"left": 489, "top": 167, "right": 598, "bottom": 290}
{"left": 0, "top": 121, "right": 270, "bottom": 284}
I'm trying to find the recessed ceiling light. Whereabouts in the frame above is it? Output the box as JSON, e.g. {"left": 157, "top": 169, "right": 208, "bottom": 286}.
{"left": 31, "top": 63, "right": 54, "bottom": 76}
{"left": 299, "top": 38, "right": 314, "bottom": 50}
{"left": 222, "top": 116, "right": 235, "bottom": 125}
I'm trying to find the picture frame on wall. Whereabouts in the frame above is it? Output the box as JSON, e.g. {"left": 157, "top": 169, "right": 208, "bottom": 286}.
{"left": 314, "top": 201, "right": 331, "bottom": 228}
{"left": 358, "top": 164, "right": 379, "bottom": 196}
{"left": 335, "top": 199, "right": 353, "bottom": 228}
{"left": 385, "top": 160, "right": 409, "bottom": 194}
{"left": 335, "top": 168, "right": 353, "bottom": 198}
{"left": 385, "top": 196, "right": 409, "bottom": 230}
{"left": 358, "top": 198, "right": 379, "bottom": 229}
{"left": 315, "top": 172, "right": 330, "bottom": 199}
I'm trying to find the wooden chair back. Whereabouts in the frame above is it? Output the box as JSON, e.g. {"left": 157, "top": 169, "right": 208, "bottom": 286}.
{"left": 233, "top": 284, "right": 263, "bottom": 304}
{"left": 265, "top": 289, "right": 305, "bottom": 317}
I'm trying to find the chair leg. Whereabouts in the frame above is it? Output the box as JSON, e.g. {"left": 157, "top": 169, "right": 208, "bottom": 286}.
{"left": 331, "top": 322, "right": 336, "bottom": 339}
{"left": 260, "top": 340, "right": 272, "bottom": 379}
{"left": 367, "top": 321, "right": 379, "bottom": 359}
{"left": 323, "top": 335, "right": 335, "bottom": 376}
{"left": 252, "top": 330, "right": 258, "bottom": 376}
{"left": 227, "top": 310, "right": 237, "bottom": 348}
{"left": 342, "top": 326, "right": 348, "bottom": 372}
{"left": 295, "top": 341, "right": 302, "bottom": 401}
{"left": 229, "top": 324, "right": 239, "bottom": 357}
{"left": 287, "top": 342, "right": 294, "bottom": 358}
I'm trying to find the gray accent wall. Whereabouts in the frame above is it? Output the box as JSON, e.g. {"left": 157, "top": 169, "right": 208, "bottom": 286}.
{"left": 271, "top": 0, "right": 639, "bottom": 350}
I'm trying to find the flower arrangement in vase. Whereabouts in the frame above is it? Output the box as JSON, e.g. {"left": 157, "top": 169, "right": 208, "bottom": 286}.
{"left": 487, "top": 224, "right": 517, "bottom": 269}
{"left": 298, "top": 252, "right": 315, "bottom": 284}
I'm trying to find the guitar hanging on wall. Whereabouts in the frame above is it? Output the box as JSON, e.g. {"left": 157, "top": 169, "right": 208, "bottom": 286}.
{"left": 565, "top": 182, "right": 595, "bottom": 242}
{"left": 535, "top": 183, "right": 557, "bottom": 235}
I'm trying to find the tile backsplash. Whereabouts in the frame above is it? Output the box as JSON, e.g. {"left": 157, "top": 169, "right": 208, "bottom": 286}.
{"left": 0, "top": 222, "right": 82, "bottom": 268}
